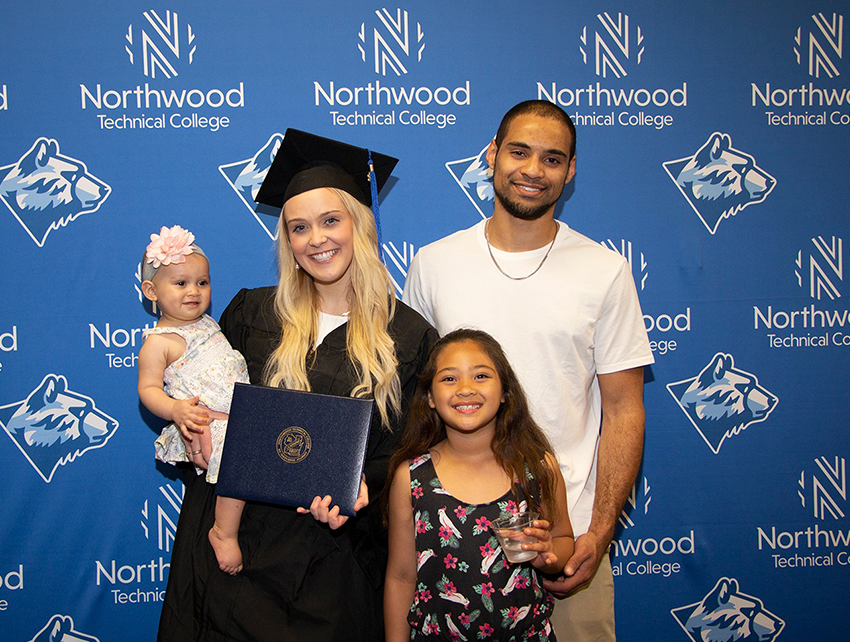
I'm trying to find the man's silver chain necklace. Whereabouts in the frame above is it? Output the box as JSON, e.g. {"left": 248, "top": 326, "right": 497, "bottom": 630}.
{"left": 484, "top": 220, "right": 558, "bottom": 281}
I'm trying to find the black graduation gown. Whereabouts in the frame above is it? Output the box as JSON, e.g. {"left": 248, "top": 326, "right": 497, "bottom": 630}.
{"left": 157, "top": 287, "right": 437, "bottom": 642}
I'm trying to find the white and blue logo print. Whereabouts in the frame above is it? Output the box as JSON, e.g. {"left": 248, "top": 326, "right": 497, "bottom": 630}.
{"left": 580, "top": 12, "right": 644, "bottom": 78}
{"left": 794, "top": 13, "right": 848, "bottom": 79}
{"left": 663, "top": 132, "right": 776, "bottom": 235}
{"left": 619, "top": 476, "right": 651, "bottom": 530}
{"left": 28, "top": 614, "right": 100, "bottom": 642}
{"left": 358, "top": 8, "right": 424, "bottom": 76}
{"left": 0, "top": 374, "right": 119, "bottom": 483}
{"left": 1, "top": 138, "right": 111, "bottom": 247}
{"left": 142, "top": 483, "right": 183, "bottom": 552}
{"left": 796, "top": 236, "right": 845, "bottom": 300}
{"left": 671, "top": 577, "right": 784, "bottom": 642}
{"left": 445, "top": 144, "right": 492, "bottom": 220}
{"left": 125, "top": 9, "right": 196, "bottom": 79}
{"left": 667, "top": 353, "right": 778, "bottom": 454}
{"left": 219, "top": 133, "right": 284, "bottom": 240}
{"left": 383, "top": 241, "right": 417, "bottom": 296}
{"left": 135, "top": 261, "right": 158, "bottom": 315}
{"left": 603, "top": 239, "right": 648, "bottom": 291}
{"left": 798, "top": 456, "right": 847, "bottom": 521}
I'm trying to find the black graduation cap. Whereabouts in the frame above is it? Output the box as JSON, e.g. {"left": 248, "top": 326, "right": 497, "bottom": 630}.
{"left": 255, "top": 129, "right": 398, "bottom": 209}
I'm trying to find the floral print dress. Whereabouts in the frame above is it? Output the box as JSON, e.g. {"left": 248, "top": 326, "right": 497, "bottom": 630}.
{"left": 408, "top": 453, "right": 555, "bottom": 641}
{"left": 145, "top": 314, "right": 248, "bottom": 483}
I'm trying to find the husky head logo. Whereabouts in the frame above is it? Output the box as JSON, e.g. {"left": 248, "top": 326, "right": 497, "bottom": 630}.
{"left": 667, "top": 353, "right": 778, "bottom": 454}
{"left": 28, "top": 614, "right": 100, "bottom": 642}
{"left": 0, "top": 374, "right": 119, "bottom": 483}
{"left": 663, "top": 133, "right": 775, "bottom": 235}
{"left": 0, "top": 138, "right": 111, "bottom": 247}
{"left": 672, "top": 577, "right": 784, "bottom": 642}
{"left": 445, "top": 145, "right": 493, "bottom": 220}
{"left": 219, "top": 133, "right": 284, "bottom": 240}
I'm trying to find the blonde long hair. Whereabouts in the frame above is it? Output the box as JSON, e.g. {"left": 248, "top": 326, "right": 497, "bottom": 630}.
{"left": 263, "top": 187, "right": 401, "bottom": 429}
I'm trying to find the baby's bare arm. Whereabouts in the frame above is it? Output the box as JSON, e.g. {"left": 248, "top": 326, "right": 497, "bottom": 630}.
{"left": 138, "top": 334, "right": 209, "bottom": 436}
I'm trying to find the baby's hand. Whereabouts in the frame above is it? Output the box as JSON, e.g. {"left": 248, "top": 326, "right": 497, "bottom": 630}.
{"left": 172, "top": 397, "right": 210, "bottom": 440}
{"left": 524, "top": 519, "right": 559, "bottom": 570}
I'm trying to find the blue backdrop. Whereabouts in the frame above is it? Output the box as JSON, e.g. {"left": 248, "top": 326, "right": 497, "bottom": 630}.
{"left": 1, "top": 2, "right": 848, "bottom": 640}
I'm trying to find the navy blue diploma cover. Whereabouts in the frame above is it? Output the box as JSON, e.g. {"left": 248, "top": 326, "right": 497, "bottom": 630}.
{"left": 216, "top": 382, "right": 374, "bottom": 516}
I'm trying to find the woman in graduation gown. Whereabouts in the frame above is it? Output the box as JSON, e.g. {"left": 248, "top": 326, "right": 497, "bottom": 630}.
{"left": 157, "top": 130, "right": 437, "bottom": 642}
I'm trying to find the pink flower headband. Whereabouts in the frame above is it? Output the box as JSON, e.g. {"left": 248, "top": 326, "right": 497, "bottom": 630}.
{"left": 146, "top": 225, "right": 195, "bottom": 268}
{"left": 141, "top": 225, "right": 206, "bottom": 282}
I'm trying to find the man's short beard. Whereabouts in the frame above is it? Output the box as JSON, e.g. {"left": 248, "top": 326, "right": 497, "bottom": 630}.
{"left": 494, "top": 187, "right": 555, "bottom": 221}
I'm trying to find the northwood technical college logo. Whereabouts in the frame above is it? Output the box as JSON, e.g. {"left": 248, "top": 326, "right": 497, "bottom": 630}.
{"left": 796, "top": 236, "right": 844, "bottom": 300}
{"left": 358, "top": 8, "right": 424, "bottom": 76}
{"left": 0, "top": 138, "right": 111, "bottom": 247}
{"left": 580, "top": 12, "right": 644, "bottom": 78}
{"left": 445, "top": 144, "right": 493, "bottom": 220}
{"left": 794, "top": 13, "right": 848, "bottom": 79}
{"left": 141, "top": 483, "right": 183, "bottom": 553}
{"left": 618, "top": 477, "right": 651, "bottom": 530}
{"left": 798, "top": 456, "right": 846, "bottom": 521}
{"left": 219, "top": 133, "right": 284, "bottom": 240}
{"left": 663, "top": 132, "right": 775, "bottom": 235}
{"left": 667, "top": 353, "right": 778, "bottom": 454}
{"left": 671, "top": 577, "right": 784, "bottom": 642}
{"left": 0, "top": 374, "right": 119, "bottom": 483}
{"left": 28, "top": 615, "right": 101, "bottom": 642}
{"left": 125, "top": 9, "right": 196, "bottom": 79}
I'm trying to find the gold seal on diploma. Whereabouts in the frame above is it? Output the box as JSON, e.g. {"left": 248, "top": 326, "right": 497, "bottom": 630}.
{"left": 276, "top": 426, "right": 312, "bottom": 463}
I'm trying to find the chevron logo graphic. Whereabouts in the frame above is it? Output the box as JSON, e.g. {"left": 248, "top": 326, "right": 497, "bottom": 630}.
{"left": 383, "top": 240, "right": 416, "bottom": 296}
{"left": 795, "top": 236, "right": 844, "bottom": 300}
{"left": 603, "top": 239, "right": 648, "bottom": 291}
{"left": 798, "top": 456, "right": 847, "bottom": 520}
{"left": 794, "top": 13, "right": 847, "bottom": 79}
{"left": 619, "top": 476, "right": 651, "bottom": 529}
{"left": 141, "top": 483, "right": 183, "bottom": 552}
{"left": 358, "top": 8, "right": 425, "bottom": 76}
{"left": 125, "top": 9, "right": 196, "bottom": 79}
{"left": 580, "top": 12, "right": 644, "bottom": 78}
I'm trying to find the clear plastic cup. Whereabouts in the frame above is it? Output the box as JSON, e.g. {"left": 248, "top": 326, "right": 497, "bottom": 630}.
{"left": 490, "top": 511, "right": 539, "bottom": 563}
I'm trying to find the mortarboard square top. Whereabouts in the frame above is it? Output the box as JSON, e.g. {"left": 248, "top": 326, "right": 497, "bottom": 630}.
{"left": 254, "top": 129, "right": 398, "bottom": 209}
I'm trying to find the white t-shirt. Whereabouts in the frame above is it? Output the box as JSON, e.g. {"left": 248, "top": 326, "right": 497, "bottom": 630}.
{"left": 403, "top": 219, "right": 654, "bottom": 534}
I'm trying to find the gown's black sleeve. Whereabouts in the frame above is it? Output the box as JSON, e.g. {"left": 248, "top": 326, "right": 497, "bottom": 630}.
{"left": 218, "top": 286, "right": 279, "bottom": 384}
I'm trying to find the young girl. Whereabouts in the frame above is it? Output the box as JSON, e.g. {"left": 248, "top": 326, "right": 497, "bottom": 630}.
{"left": 137, "top": 224, "right": 249, "bottom": 575}
{"left": 385, "top": 329, "right": 574, "bottom": 641}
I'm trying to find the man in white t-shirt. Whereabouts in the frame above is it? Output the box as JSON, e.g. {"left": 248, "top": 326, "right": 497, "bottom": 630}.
{"left": 403, "top": 100, "right": 654, "bottom": 640}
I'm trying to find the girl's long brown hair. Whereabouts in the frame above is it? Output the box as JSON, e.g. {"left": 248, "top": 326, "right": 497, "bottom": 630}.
{"left": 385, "top": 328, "right": 560, "bottom": 521}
